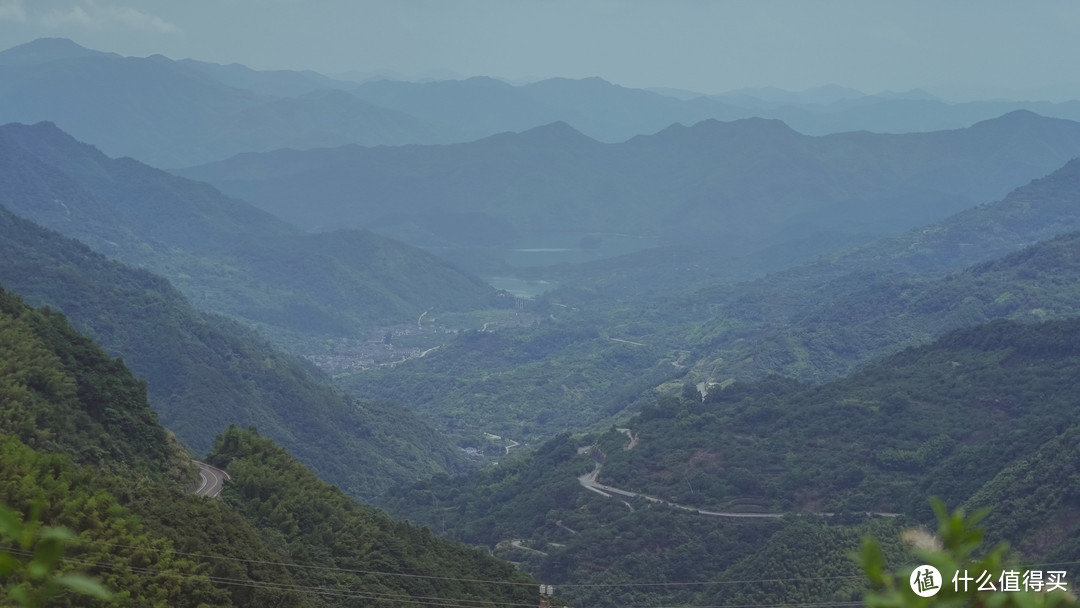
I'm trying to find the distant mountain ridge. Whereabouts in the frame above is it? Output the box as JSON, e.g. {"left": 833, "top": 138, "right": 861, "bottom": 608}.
{"left": 182, "top": 110, "right": 1080, "bottom": 266}
{"left": 0, "top": 121, "right": 496, "bottom": 344}
{"left": 9, "top": 38, "right": 1080, "bottom": 169}
{"left": 0, "top": 36, "right": 117, "bottom": 66}
{"left": 0, "top": 38, "right": 451, "bottom": 166}
{"left": 177, "top": 57, "right": 357, "bottom": 97}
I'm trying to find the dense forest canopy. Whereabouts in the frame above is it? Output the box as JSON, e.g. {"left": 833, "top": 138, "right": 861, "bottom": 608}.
{"left": 0, "top": 285, "right": 539, "bottom": 607}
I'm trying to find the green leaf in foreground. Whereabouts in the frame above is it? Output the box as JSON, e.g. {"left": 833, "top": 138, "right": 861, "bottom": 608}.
{"left": 0, "top": 501, "right": 112, "bottom": 607}
{"left": 859, "top": 499, "right": 1078, "bottom": 608}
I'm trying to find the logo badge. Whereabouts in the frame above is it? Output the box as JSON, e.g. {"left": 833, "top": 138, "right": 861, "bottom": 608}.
{"left": 910, "top": 565, "right": 942, "bottom": 597}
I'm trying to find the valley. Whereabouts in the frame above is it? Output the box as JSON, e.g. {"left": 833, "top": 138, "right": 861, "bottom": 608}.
{"left": 300, "top": 309, "right": 542, "bottom": 374}
{"left": 3, "top": 21, "right": 1080, "bottom": 608}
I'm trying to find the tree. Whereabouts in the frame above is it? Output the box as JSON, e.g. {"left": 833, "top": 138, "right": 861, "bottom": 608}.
{"left": 0, "top": 501, "right": 110, "bottom": 607}
{"left": 859, "top": 499, "right": 1077, "bottom": 608}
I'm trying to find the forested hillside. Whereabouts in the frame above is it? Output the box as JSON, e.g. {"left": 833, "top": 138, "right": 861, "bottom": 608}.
{"left": 0, "top": 287, "right": 175, "bottom": 477}
{"left": 0, "top": 285, "right": 538, "bottom": 607}
{"left": 341, "top": 156, "right": 1080, "bottom": 444}
{"left": 207, "top": 426, "right": 536, "bottom": 606}
{"left": 0, "top": 120, "right": 496, "bottom": 347}
{"left": 0, "top": 209, "right": 467, "bottom": 497}
{"left": 343, "top": 228, "right": 1080, "bottom": 444}
{"left": 381, "top": 316, "right": 1080, "bottom": 607}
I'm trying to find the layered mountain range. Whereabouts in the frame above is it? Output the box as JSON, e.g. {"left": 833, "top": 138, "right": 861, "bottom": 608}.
{"left": 8, "top": 37, "right": 1080, "bottom": 169}
{"left": 0, "top": 121, "right": 496, "bottom": 346}
{"left": 182, "top": 111, "right": 1080, "bottom": 267}
{"left": 5, "top": 35, "right": 1080, "bottom": 608}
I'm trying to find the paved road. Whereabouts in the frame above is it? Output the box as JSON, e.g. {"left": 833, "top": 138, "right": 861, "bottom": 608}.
{"left": 578, "top": 465, "right": 785, "bottom": 518}
{"left": 578, "top": 431, "right": 898, "bottom": 520}
{"left": 192, "top": 460, "right": 231, "bottom": 498}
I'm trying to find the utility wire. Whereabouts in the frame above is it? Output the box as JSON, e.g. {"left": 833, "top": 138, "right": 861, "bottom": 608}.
{"left": 14, "top": 545, "right": 1078, "bottom": 608}
{"left": 8, "top": 548, "right": 873, "bottom": 608}
{"left": 73, "top": 538, "right": 536, "bottom": 587}
{"left": 72, "top": 538, "right": 864, "bottom": 588}
{"left": 69, "top": 538, "right": 1080, "bottom": 590}
{"left": 8, "top": 548, "right": 536, "bottom": 608}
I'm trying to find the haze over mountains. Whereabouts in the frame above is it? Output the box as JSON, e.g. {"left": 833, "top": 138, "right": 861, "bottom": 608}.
{"left": 7, "top": 37, "right": 1080, "bottom": 169}
{"left": 340, "top": 157, "right": 1080, "bottom": 444}
{"left": 5, "top": 32, "right": 1080, "bottom": 608}
{"left": 0, "top": 121, "right": 496, "bottom": 345}
{"left": 184, "top": 110, "right": 1080, "bottom": 272}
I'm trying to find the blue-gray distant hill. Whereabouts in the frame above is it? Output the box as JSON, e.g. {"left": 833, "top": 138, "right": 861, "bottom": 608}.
{"left": 349, "top": 75, "right": 1080, "bottom": 143}
{"left": 0, "top": 121, "right": 496, "bottom": 344}
{"left": 181, "top": 111, "right": 1080, "bottom": 268}
{"left": 0, "top": 38, "right": 451, "bottom": 167}
{"left": 11, "top": 38, "right": 1080, "bottom": 168}
{"left": 348, "top": 75, "right": 749, "bottom": 143}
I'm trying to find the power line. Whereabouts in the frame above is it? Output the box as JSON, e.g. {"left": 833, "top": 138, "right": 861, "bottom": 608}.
{"left": 73, "top": 537, "right": 864, "bottom": 588}
{"left": 8, "top": 549, "right": 536, "bottom": 608}
{"left": 15, "top": 544, "right": 1079, "bottom": 608}
{"left": 8, "top": 548, "right": 872, "bottom": 608}
{"left": 70, "top": 538, "right": 1080, "bottom": 591}
{"left": 73, "top": 538, "right": 536, "bottom": 587}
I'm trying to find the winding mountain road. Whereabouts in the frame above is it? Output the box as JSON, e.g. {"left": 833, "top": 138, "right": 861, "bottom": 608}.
{"left": 192, "top": 460, "right": 230, "bottom": 498}
{"left": 578, "top": 465, "right": 783, "bottom": 518}
{"left": 578, "top": 430, "right": 898, "bottom": 520}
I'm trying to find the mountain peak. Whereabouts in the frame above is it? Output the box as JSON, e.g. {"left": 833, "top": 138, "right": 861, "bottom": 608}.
{"left": 1, "top": 120, "right": 87, "bottom": 145}
{"left": 626, "top": 116, "right": 799, "bottom": 148}
{"left": 0, "top": 38, "right": 113, "bottom": 66}
{"left": 968, "top": 110, "right": 1076, "bottom": 135}
{"left": 988, "top": 108, "right": 1041, "bottom": 121}
{"left": 525, "top": 76, "right": 618, "bottom": 93}
{"left": 0, "top": 121, "right": 80, "bottom": 149}
{"left": 688, "top": 116, "right": 800, "bottom": 138}
{"left": 517, "top": 120, "right": 595, "bottom": 143}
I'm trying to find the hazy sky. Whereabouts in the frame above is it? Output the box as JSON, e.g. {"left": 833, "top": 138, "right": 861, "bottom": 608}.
{"left": 2, "top": 0, "right": 1079, "bottom": 99}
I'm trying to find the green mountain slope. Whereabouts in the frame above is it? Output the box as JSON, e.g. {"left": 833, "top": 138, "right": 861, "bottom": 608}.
{"left": 341, "top": 155, "right": 1080, "bottom": 451}
{"left": 0, "top": 208, "right": 467, "bottom": 497}
{"left": 0, "top": 284, "right": 292, "bottom": 607}
{"left": 0, "top": 286, "right": 173, "bottom": 477}
{"left": 208, "top": 426, "right": 536, "bottom": 607}
{"left": 341, "top": 222, "right": 1080, "bottom": 446}
{"left": 681, "top": 156, "right": 1080, "bottom": 384}
{"left": 0, "top": 286, "right": 537, "bottom": 607}
{"left": 0, "top": 120, "right": 496, "bottom": 346}
{"left": 340, "top": 320, "right": 681, "bottom": 443}
{"left": 380, "top": 317, "right": 1080, "bottom": 607}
